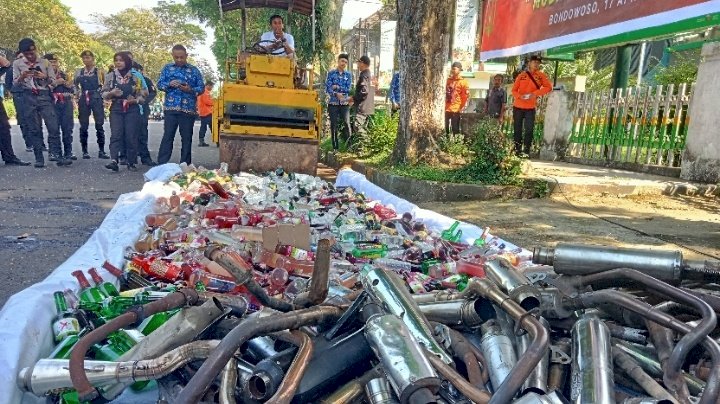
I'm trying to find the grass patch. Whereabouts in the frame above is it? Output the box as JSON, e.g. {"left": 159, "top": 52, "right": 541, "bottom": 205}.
{"left": 322, "top": 114, "right": 528, "bottom": 187}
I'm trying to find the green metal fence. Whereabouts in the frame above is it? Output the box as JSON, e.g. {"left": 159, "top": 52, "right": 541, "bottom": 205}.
{"left": 568, "top": 84, "right": 693, "bottom": 167}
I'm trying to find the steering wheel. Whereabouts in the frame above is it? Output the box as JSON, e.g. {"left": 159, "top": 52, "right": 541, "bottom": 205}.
{"left": 246, "top": 40, "right": 280, "bottom": 55}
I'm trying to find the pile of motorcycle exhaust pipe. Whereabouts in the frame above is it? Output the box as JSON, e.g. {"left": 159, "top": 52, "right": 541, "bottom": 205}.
{"left": 17, "top": 242, "right": 720, "bottom": 404}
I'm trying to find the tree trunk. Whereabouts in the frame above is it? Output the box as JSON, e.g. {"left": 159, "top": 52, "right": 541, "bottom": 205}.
{"left": 392, "top": 0, "right": 452, "bottom": 165}
{"left": 319, "top": 0, "right": 345, "bottom": 74}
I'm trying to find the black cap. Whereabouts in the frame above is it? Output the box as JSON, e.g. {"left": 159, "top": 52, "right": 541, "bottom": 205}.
{"left": 529, "top": 54, "right": 543, "bottom": 62}
{"left": 357, "top": 55, "right": 370, "bottom": 65}
{"left": 43, "top": 53, "right": 57, "bottom": 61}
{"left": 18, "top": 38, "right": 35, "bottom": 53}
{"left": 451, "top": 61, "right": 463, "bottom": 70}
{"left": 338, "top": 53, "right": 349, "bottom": 61}
{"left": 80, "top": 50, "right": 94, "bottom": 58}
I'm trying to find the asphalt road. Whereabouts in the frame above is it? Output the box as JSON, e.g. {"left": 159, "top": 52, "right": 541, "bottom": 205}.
{"left": 0, "top": 120, "right": 221, "bottom": 308}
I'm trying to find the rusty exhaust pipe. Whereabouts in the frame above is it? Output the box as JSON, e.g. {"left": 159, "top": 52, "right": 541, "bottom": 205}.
{"left": 267, "top": 330, "right": 314, "bottom": 404}
{"left": 176, "top": 305, "right": 342, "bottom": 403}
{"left": 569, "top": 268, "right": 719, "bottom": 403}
{"left": 68, "top": 288, "right": 199, "bottom": 401}
{"left": 206, "top": 245, "right": 294, "bottom": 312}
{"left": 293, "top": 238, "right": 332, "bottom": 308}
{"left": 462, "top": 278, "right": 550, "bottom": 404}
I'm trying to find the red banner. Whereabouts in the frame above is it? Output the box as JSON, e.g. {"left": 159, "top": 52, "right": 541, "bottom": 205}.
{"left": 480, "top": 0, "right": 720, "bottom": 59}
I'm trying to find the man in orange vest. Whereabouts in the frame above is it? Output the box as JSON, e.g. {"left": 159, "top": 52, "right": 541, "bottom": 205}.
{"left": 196, "top": 80, "right": 213, "bottom": 147}
{"left": 511, "top": 55, "right": 552, "bottom": 156}
{"left": 445, "top": 61, "right": 470, "bottom": 135}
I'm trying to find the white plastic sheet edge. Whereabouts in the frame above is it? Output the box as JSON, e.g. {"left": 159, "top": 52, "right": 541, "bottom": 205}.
{"left": 0, "top": 163, "right": 181, "bottom": 404}
{"left": 0, "top": 165, "right": 530, "bottom": 404}
{"left": 335, "top": 168, "right": 532, "bottom": 259}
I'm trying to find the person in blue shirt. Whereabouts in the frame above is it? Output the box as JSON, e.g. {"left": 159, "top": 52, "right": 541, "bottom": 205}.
{"left": 389, "top": 71, "right": 401, "bottom": 115}
{"left": 325, "top": 53, "right": 353, "bottom": 150}
{"left": 156, "top": 45, "right": 204, "bottom": 165}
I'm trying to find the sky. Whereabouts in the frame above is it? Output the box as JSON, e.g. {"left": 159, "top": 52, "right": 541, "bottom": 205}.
{"left": 341, "top": 0, "right": 383, "bottom": 29}
{"left": 59, "top": 0, "right": 217, "bottom": 71}
{"left": 60, "top": 0, "right": 383, "bottom": 71}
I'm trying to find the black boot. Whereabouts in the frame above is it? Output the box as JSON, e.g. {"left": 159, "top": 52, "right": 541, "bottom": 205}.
{"left": 105, "top": 160, "right": 119, "bottom": 172}
{"left": 34, "top": 149, "right": 45, "bottom": 168}
{"left": 82, "top": 144, "right": 90, "bottom": 159}
{"left": 98, "top": 147, "right": 110, "bottom": 159}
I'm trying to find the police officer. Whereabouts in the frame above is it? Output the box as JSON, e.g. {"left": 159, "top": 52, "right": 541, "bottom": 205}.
{"left": 45, "top": 54, "right": 76, "bottom": 161}
{"left": 0, "top": 54, "right": 30, "bottom": 166}
{"left": 134, "top": 61, "right": 157, "bottom": 166}
{"left": 5, "top": 50, "right": 35, "bottom": 152}
{"left": 12, "top": 38, "right": 67, "bottom": 167}
{"left": 74, "top": 50, "right": 109, "bottom": 159}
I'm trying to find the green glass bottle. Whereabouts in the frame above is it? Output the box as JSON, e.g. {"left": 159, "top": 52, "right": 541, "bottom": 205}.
{"left": 441, "top": 221, "right": 463, "bottom": 243}
{"left": 351, "top": 243, "right": 388, "bottom": 259}
{"left": 92, "top": 329, "right": 144, "bottom": 361}
{"left": 88, "top": 268, "right": 119, "bottom": 297}
{"left": 71, "top": 270, "right": 106, "bottom": 304}
{"left": 79, "top": 296, "right": 139, "bottom": 320}
{"left": 81, "top": 291, "right": 159, "bottom": 321}
{"left": 136, "top": 310, "right": 180, "bottom": 336}
{"left": 59, "top": 390, "right": 80, "bottom": 404}
{"left": 421, "top": 259, "right": 440, "bottom": 275}
{"left": 51, "top": 291, "right": 81, "bottom": 343}
{"left": 50, "top": 328, "right": 90, "bottom": 359}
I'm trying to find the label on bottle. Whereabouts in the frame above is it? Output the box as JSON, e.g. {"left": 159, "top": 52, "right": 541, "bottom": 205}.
{"left": 289, "top": 247, "right": 309, "bottom": 261}
{"left": 53, "top": 317, "right": 80, "bottom": 342}
{"left": 205, "top": 276, "right": 235, "bottom": 293}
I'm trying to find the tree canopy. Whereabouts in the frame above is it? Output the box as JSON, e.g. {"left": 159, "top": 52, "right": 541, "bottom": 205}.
{"left": 93, "top": 1, "right": 206, "bottom": 80}
{"left": 0, "top": 0, "right": 112, "bottom": 71}
{"left": 186, "top": 0, "right": 342, "bottom": 74}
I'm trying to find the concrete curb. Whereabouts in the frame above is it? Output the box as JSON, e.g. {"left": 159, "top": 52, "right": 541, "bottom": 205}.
{"left": 320, "top": 151, "right": 545, "bottom": 203}
{"left": 321, "top": 151, "right": 718, "bottom": 201}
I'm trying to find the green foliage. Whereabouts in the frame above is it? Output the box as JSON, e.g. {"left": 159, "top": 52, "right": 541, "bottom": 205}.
{"left": 320, "top": 135, "right": 350, "bottom": 154}
{"left": 438, "top": 133, "right": 471, "bottom": 158}
{"left": 452, "top": 119, "right": 523, "bottom": 185}
{"left": 0, "top": 0, "right": 113, "bottom": 72}
{"left": 352, "top": 111, "right": 398, "bottom": 160}
{"left": 542, "top": 52, "right": 613, "bottom": 91}
{"left": 380, "top": 119, "right": 523, "bottom": 185}
{"left": 388, "top": 164, "right": 457, "bottom": 183}
{"left": 186, "top": 0, "right": 333, "bottom": 71}
{"left": 531, "top": 180, "right": 551, "bottom": 198}
{"left": 92, "top": 2, "right": 205, "bottom": 80}
{"left": 654, "top": 55, "right": 699, "bottom": 86}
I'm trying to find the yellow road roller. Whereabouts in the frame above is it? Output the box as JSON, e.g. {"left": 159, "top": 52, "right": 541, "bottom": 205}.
{"left": 212, "top": 0, "right": 321, "bottom": 175}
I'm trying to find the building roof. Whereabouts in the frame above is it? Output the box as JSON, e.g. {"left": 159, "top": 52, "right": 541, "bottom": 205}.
{"left": 220, "top": 0, "right": 314, "bottom": 16}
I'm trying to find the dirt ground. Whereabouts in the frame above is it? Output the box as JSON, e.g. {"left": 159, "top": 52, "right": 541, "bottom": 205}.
{"left": 421, "top": 192, "right": 720, "bottom": 261}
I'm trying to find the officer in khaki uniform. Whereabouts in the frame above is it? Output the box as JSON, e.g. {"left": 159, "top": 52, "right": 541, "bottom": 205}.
{"left": 74, "top": 50, "right": 109, "bottom": 159}
{"left": 12, "top": 38, "right": 68, "bottom": 167}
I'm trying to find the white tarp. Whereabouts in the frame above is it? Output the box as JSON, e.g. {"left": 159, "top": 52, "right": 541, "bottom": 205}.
{"left": 0, "top": 165, "right": 528, "bottom": 403}
{"left": 0, "top": 164, "right": 180, "bottom": 404}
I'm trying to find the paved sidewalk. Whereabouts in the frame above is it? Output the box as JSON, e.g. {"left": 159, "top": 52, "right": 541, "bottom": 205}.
{"left": 526, "top": 160, "right": 718, "bottom": 197}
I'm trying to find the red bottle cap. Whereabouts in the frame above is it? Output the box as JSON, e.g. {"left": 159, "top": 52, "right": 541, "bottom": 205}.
{"left": 71, "top": 270, "right": 92, "bottom": 289}
{"left": 102, "top": 261, "right": 124, "bottom": 278}
{"left": 88, "top": 267, "right": 104, "bottom": 284}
